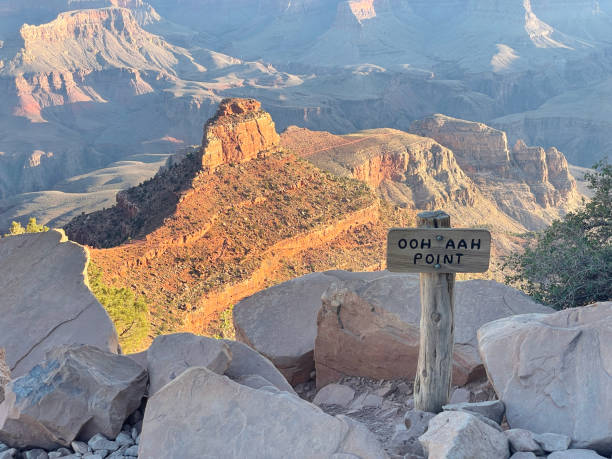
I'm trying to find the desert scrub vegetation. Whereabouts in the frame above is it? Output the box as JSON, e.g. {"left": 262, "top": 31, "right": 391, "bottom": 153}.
{"left": 87, "top": 262, "right": 150, "bottom": 353}
{"left": 3, "top": 217, "right": 49, "bottom": 236}
{"left": 210, "top": 305, "right": 236, "bottom": 340}
{"left": 503, "top": 161, "right": 611, "bottom": 309}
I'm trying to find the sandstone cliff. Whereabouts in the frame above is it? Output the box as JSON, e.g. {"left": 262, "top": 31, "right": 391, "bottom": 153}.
{"left": 65, "top": 99, "right": 410, "bottom": 346}
{"left": 410, "top": 114, "right": 582, "bottom": 228}
{"left": 201, "top": 99, "right": 280, "bottom": 172}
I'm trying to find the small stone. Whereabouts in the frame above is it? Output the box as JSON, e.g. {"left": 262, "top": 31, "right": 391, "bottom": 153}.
{"left": 93, "top": 450, "right": 109, "bottom": 458}
{"left": 130, "top": 427, "right": 138, "bottom": 441}
{"left": 404, "top": 410, "right": 436, "bottom": 437}
{"left": 510, "top": 453, "right": 537, "bottom": 459}
{"left": 505, "top": 429, "right": 543, "bottom": 454}
{"left": 124, "top": 445, "right": 138, "bottom": 456}
{"left": 397, "top": 382, "right": 412, "bottom": 395}
{"left": 47, "top": 453, "right": 63, "bottom": 459}
{"left": 313, "top": 384, "right": 355, "bottom": 407}
{"left": 449, "top": 387, "right": 470, "bottom": 404}
{"left": 442, "top": 400, "right": 505, "bottom": 425}
{"left": 0, "top": 449, "right": 17, "bottom": 459}
{"left": 548, "top": 450, "right": 607, "bottom": 458}
{"left": 375, "top": 383, "right": 394, "bottom": 397}
{"left": 114, "top": 432, "right": 133, "bottom": 447}
{"left": 106, "top": 446, "right": 129, "bottom": 458}
{"left": 88, "top": 434, "right": 118, "bottom": 452}
{"left": 404, "top": 398, "right": 415, "bottom": 410}
{"left": 362, "top": 393, "right": 383, "bottom": 408}
{"left": 533, "top": 432, "right": 571, "bottom": 452}
{"left": 56, "top": 448, "right": 72, "bottom": 456}
{"left": 71, "top": 441, "right": 90, "bottom": 455}
{"left": 24, "top": 450, "right": 49, "bottom": 459}
{"left": 83, "top": 455, "right": 104, "bottom": 459}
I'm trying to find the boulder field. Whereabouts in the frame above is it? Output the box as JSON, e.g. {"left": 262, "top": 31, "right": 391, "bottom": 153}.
{"left": 233, "top": 271, "right": 553, "bottom": 387}
{"left": 1, "top": 231, "right": 611, "bottom": 458}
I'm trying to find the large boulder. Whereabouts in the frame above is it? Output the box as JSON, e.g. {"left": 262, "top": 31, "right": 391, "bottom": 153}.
{"left": 419, "top": 411, "right": 510, "bottom": 459}
{"left": 146, "top": 333, "right": 231, "bottom": 395}
{"left": 0, "top": 350, "right": 9, "bottom": 405}
{"left": 477, "top": 302, "right": 612, "bottom": 456}
{"left": 0, "top": 345, "right": 147, "bottom": 450}
{"left": 138, "top": 367, "right": 388, "bottom": 458}
{"left": 222, "top": 339, "right": 296, "bottom": 394}
{"left": 315, "top": 276, "right": 552, "bottom": 388}
{"left": 0, "top": 231, "right": 120, "bottom": 377}
{"left": 233, "top": 270, "right": 392, "bottom": 385}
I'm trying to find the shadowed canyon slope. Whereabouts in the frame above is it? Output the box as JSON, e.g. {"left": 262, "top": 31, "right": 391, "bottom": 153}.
{"left": 0, "top": 0, "right": 610, "bottom": 231}
{"left": 65, "top": 99, "right": 411, "bottom": 343}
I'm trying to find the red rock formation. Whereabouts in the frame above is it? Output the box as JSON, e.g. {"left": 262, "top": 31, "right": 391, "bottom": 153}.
{"left": 65, "top": 98, "right": 401, "bottom": 347}
{"left": 201, "top": 98, "right": 281, "bottom": 172}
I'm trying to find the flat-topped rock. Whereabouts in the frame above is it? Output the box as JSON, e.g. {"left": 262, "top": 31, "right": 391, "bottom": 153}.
{"left": 0, "top": 230, "right": 119, "bottom": 377}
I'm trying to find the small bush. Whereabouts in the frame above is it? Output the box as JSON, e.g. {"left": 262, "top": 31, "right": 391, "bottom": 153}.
{"left": 503, "top": 161, "right": 611, "bottom": 309}
{"left": 4, "top": 217, "right": 49, "bottom": 237}
{"left": 87, "top": 263, "right": 150, "bottom": 353}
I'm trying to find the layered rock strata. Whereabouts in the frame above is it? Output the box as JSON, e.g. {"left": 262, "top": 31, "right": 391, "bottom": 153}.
{"left": 410, "top": 114, "right": 580, "bottom": 213}
{"left": 201, "top": 98, "right": 281, "bottom": 172}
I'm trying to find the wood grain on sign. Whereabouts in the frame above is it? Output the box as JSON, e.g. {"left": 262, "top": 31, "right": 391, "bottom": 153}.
{"left": 387, "top": 228, "right": 491, "bottom": 273}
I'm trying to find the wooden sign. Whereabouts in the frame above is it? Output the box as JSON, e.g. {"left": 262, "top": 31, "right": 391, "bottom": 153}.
{"left": 386, "top": 228, "right": 491, "bottom": 273}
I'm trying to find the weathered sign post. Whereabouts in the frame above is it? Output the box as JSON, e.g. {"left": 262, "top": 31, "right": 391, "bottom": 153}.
{"left": 386, "top": 210, "right": 491, "bottom": 413}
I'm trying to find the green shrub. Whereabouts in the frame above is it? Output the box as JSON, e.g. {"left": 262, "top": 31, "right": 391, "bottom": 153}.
{"left": 212, "top": 305, "right": 235, "bottom": 340}
{"left": 503, "top": 161, "right": 611, "bottom": 309}
{"left": 87, "top": 263, "right": 150, "bottom": 353}
{"left": 4, "top": 217, "right": 49, "bottom": 237}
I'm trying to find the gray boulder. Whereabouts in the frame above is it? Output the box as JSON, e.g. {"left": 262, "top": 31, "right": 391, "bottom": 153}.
{"left": 419, "top": 411, "right": 509, "bottom": 459}
{"left": 504, "top": 429, "right": 543, "bottom": 455}
{"left": 222, "top": 339, "right": 295, "bottom": 394}
{"left": 443, "top": 400, "right": 505, "bottom": 425}
{"left": 0, "top": 346, "right": 147, "bottom": 449}
{"left": 233, "top": 271, "right": 391, "bottom": 385}
{"left": 315, "top": 276, "right": 552, "bottom": 387}
{"left": 138, "top": 367, "right": 388, "bottom": 458}
{"left": 146, "top": 333, "right": 231, "bottom": 395}
{"left": 0, "top": 230, "right": 120, "bottom": 377}
{"left": 478, "top": 302, "right": 612, "bottom": 455}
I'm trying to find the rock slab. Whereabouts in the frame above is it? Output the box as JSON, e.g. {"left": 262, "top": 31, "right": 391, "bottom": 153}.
{"left": 478, "top": 302, "right": 612, "bottom": 456}
{"left": 0, "top": 231, "right": 120, "bottom": 377}
{"left": 0, "top": 346, "right": 147, "bottom": 449}
{"left": 315, "top": 276, "right": 552, "bottom": 388}
{"left": 139, "top": 367, "right": 388, "bottom": 459}
{"left": 146, "top": 333, "right": 231, "bottom": 395}
{"left": 222, "top": 339, "right": 295, "bottom": 394}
